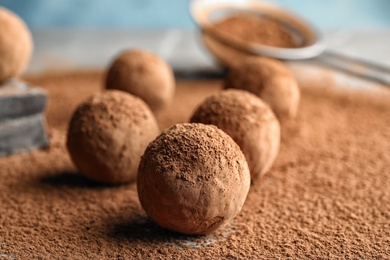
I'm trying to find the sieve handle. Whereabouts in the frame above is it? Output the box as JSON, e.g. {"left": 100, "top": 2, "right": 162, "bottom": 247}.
{"left": 316, "top": 51, "right": 390, "bottom": 86}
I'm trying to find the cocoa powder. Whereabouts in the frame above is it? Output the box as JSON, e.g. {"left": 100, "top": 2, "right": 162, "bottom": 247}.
{"left": 0, "top": 71, "right": 389, "bottom": 258}
{"left": 211, "top": 14, "right": 298, "bottom": 48}
{"left": 203, "top": 14, "right": 301, "bottom": 68}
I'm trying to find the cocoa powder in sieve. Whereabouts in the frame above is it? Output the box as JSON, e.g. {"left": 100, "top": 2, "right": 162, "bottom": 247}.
{"left": 0, "top": 72, "right": 389, "bottom": 258}
{"left": 203, "top": 14, "right": 301, "bottom": 68}
{"left": 211, "top": 14, "right": 298, "bottom": 48}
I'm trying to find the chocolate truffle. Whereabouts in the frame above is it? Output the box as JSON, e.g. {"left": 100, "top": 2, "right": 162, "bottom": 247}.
{"left": 137, "top": 123, "right": 250, "bottom": 235}
{"left": 0, "top": 7, "right": 33, "bottom": 84}
{"left": 66, "top": 90, "right": 159, "bottom": 184}
{"left": 105, "top": 49, "right": 175, "bottom": 113}
{"left": 191, "top": 90, "right": 280, "bottom": 180}
{"left": 225, "top": 58, "right": 300, "bottom": 120}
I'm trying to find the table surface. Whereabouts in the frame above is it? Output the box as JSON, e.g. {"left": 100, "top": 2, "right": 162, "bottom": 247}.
{"left": 1, "top": 72, "right": 389, "bottom": 259}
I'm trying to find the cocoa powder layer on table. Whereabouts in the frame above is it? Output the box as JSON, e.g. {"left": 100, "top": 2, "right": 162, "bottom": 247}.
{"left": 0, "top": 71, "right": 390, "bottom": 259}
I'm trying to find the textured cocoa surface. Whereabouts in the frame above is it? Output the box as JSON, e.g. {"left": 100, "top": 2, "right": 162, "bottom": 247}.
{"left": 0, "top": 71, "right": 389, "bottom": 259}
{"left": 105, "top": 50, "right": 175, "bottom": 113}
{"left": 67, "top": 90, "right": 159, "bottom": 184}
{"left": 191, "top": 89, "right": 280, "bottom": 180}
{"left": 138, "top": 123, "right": 250, "bottom": 235}
{"left": 224, "top": 58, "right": 300, "bottom": 120}
{"left": 0, "top": 7, "right": 32, "bottom": 83}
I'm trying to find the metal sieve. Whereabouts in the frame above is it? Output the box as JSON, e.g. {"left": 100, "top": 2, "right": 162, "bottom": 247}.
{"left": 190, "top": 0, "right": 326, "bottom": 60}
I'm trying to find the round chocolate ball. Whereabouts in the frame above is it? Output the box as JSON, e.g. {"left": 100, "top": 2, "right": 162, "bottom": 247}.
{"left": 191, "top": 90, "right": 280, "bottom": 180}
{"left": 0, "top": 7, "right": 33, "bottom": 84}
{"left": 66, "top": 90, "right": 159, "bottom": 184}
{"left": 137, "top": 123, "right": 250, "bottom": 235}
{"left": 105, "top": 49, "right": 175, "bottom": 113}
{"left": 224, "top": 58, "right": 300, "bottom": 120}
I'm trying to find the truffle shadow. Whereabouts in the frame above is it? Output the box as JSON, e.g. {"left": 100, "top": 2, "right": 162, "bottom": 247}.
{"left": 39, "top": 171, "right": 115, "bottom": 189}
{"left": 108, "top": 214, "right": 205, "bottom": 243}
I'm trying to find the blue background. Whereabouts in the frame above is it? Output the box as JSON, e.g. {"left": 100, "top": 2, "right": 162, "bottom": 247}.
{"left": 1, "top": 0, "right": 390, "bottom": 30}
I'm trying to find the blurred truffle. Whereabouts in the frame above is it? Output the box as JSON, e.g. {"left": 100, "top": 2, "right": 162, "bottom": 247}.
{"left": 225, "top": 58, "right": 300, "bottom": 120}
{"left": 0, "top": 7, "right": 33, "bottom": 84}
{"left": 67, "top": 90, "right": 159, "bottom": 184}
{"left": 191, "top": 90, "right": 280, "bottom": 180}
{"left": 137, "top": 123, "right": 250, "bottom": 235}
{"left": 105, "top": 49, "right": 175, "bottom": 113}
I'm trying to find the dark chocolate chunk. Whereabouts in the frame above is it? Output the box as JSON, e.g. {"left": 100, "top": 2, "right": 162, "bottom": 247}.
{"left": 0, "top": 79, "right": 47, "bottom": 123}
{"left": 0, "top": 114, "right": 49, "bottom": 157}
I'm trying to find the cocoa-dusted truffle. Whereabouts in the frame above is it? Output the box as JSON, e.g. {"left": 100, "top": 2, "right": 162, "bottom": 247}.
{"left": 66, "top": 90, "right": 159, "bottom": 184}
{"left": 225, "top": 58, "right": 300, "bottom": 120}
{"left": 0, "top": 7, "right": 33, "bottom": 84}
{"left": 105, "top": 49, "right": 175, "bottom": 113}
{"left": 191, "top": 90, "right": 280, "bottom": 180}
{"left": 137, "top": 123, "right": 250, "bottom": 235}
